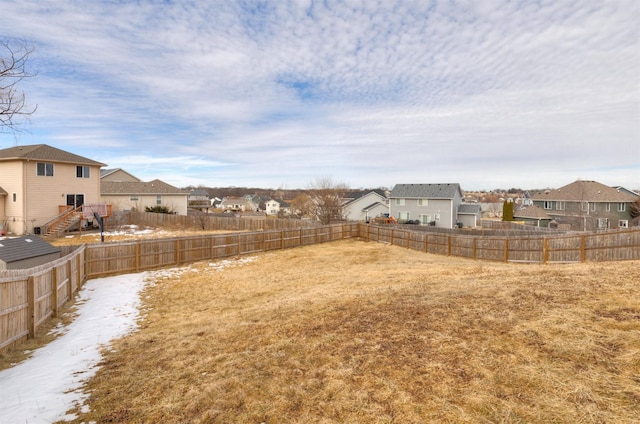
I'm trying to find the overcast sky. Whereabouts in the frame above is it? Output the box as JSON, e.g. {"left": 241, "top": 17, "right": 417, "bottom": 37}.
{"left": 1, "top": 0, "right": 638, "bottom": 191}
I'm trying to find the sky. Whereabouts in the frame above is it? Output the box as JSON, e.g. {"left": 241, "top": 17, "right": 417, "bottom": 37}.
{"left": 1, "top": 0, "right": 639, "bottom": 191}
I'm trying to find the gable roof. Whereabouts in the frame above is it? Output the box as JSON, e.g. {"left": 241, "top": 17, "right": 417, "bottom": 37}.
{"left": 0, "top": 236, "right": 61, "bottom": 264}
{"left": 344, "top": 189, "right": 386, "bottom": 200}
{"left": 0, "top": 186, "right": 7, "bottom": 196}
{"left": 390, "top": 183, "right": 462, "bottom": 199}
{"left": 101, "top": 179, "right": 188, "bottom": 195}
{"left": 532, "top": 180, "right": 637, "bottom": 202}
{"left": 0, "top": 144, "right": 106, "bottom": 167}
{"left": 100, "top": 168, "right": 141, "bottom": 181}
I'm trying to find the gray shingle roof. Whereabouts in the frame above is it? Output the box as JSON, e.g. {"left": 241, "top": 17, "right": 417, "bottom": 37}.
{"left": 390, "top": 183, "right": 462, "bottom": 199}
{"left": 531, "top": 180, "right": 637, "bottom": 202}
{"left": 101, "top": 179, "right": 188, "bottom": 195}
{"left": 0, "top": 236, "right": 61, "bottom": 264}
{"left": 0, "top": 144, "right": 106, "bottom": 167}
{"left": 458, "top": 204, "right": 481, "bottom": 214}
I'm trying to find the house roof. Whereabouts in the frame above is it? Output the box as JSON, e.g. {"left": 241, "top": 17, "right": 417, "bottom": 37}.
{"left": 390, "top": 183, "right": 462, "bottom": 199}
{"left": 101, "top": 179, "right": 188, "bottom": 195}
{"left": 344, "top": 189, "right": 386, "bottom": 201}
{"left": 100, "top": 168, "right": 141, "bottom": 181}
{"left": 514, "top": 205, "right": 552, "bottom": 220}
{"left": 0, "top": 186, "right": 7, "bottom": 196}
{"left": 0, "top": 144, "right": 106, "bottom": 167}
{"left": 532, "top": 180, "right": 637, "bottom": 202}
{"left": 189, "top": 189, "right": 210, "bottom": 197}
{"left": 0, "top": 236, "right": 61, "bottom": 264}
{"left": 458, "top": 204, "right": 481, "bottom": 214}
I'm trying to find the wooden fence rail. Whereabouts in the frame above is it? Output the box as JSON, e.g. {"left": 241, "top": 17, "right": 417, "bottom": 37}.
{"left": 2, "top": 223, "right": 639, "bottom": 353}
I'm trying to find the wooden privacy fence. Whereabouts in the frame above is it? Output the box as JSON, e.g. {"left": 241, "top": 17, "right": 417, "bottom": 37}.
{"left": 0, "top": 247, "right": 85, "bottom": 351}
{"left": 2, "top": 223, "right": 639, "bottom": 352}
{"left": 362, "top": 225, "right": 640, "bottom": 263}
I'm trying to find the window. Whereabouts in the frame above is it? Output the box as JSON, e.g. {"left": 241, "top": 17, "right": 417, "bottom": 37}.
{"left": 76, "top": 165, "right": 90, "bottom": 178}
{"left": 398, "top": 211, "right": 409, "bottom": 221}
{"left": 12, "top": 193, "right": 16, "bottom": 202}
{"left": 618, "top": 220, "right": 628, "bottom": 228}
{"left": 395, "top": 198, "right": 405, "bottom": 206}
{"left": 544, "top": 201, "right": 552, "bottom": 210}
{"left": 590, "top": 202, "right": 596, "bottom": 212}
{"left": 130, "top": 195, "right": 139, "bottom": 201}
{"left": 606, "top": 202, "right": 611, "bottom": 211}
{"left": 37, "top": 162, "right": 54, "bottom": 176}
{"left": 556, "top": 201, "right": 565, "bottom": 210}
{"left": 434, "top": 213, "right": 441, "bottom": 221}
{"left": 618, "top": 203, "right": 626, "bottom": 212}
{"left": 418, "top": 199, "right": 428, "bottom": 206}
{"left": 156, "top": 195, "right": 162, "bottom": 205}
{"left": 597, "top": 218, "right": 608, "bottom": 229}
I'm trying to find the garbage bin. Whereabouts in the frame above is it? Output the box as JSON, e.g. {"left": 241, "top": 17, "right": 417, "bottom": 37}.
{"left": 33, "top": 226, "right": 41, "bottom": 234}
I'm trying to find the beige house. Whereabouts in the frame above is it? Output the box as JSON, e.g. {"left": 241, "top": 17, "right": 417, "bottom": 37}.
{"left": 100, "top": 168, "right": 141, "bottom": 182}
{"left": 101, "top": 179, "right": 189, "bottom": 215}
{"left": 0, "top": 144, "right": 106, "bottom": 236}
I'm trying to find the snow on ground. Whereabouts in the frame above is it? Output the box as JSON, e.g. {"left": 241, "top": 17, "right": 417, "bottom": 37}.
{"left": 0, "top": 256, "right": 255, "bottom": 424}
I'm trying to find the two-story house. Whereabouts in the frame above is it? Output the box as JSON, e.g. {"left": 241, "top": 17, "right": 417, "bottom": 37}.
{"left": 265, "top": 199, "right": 291, "bottom": 216}
{"left": 389, "top": 183, "right": 464, "bottom": 227}
{"left": 0, "top": 144, "right": 106, "bottom": 235}
{"left": 531, "top": 180, "right": 638, "bottom": 231}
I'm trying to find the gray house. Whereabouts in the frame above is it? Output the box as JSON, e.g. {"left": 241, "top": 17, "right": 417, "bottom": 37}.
{"left": 342, "top": 189, "right": 388, "bottom": 222}
{"left": 0, "top": 236, "right": 61, "bottom": 270}
{"left": 389, "top": 183, "right": 464, "bottom": 227}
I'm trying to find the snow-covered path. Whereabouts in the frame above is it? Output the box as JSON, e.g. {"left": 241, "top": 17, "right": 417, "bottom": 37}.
{"left": 0, "top": 272, "right": 149, "bottom": 424}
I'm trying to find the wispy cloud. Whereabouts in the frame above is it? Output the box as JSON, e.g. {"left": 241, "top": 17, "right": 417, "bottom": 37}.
{"left": 1, "top": 0, "right": 638, "bottom": 189}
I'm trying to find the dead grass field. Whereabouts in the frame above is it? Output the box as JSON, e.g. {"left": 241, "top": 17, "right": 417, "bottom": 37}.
{"left": 56, "top": 238, "right": 640, "bottom": 423}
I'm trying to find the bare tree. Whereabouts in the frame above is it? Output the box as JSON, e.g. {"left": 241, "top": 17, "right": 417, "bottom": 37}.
{"left": 1, "top": 41, "right": 37, "bottom": 131}
{"left": 308, "top": 176, "right": 349, "bottom": 225}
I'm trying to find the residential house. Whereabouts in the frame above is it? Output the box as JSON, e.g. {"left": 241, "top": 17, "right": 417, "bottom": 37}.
{"left": 265, "top": 199, "right": 291, "bottom": 216}
{"left": 101, "top": 179, "right": 189, "bottom": 215}
{"left": 531, "top": 180, "right": 638, "bottom": 231}
{"left": 0, "top": 235, "right": 61, "bottom": 270}
{"left": 188, "top": 189, "right": 211, "bottom": 210}
{"left": 513, "top": 205, "right": 554, "bottom": 228}
{"left": 219, "top": 196, "right": 254, "bottom": 213}
{"left": 0, "top": 144, "right": 107, "bottom": 235}
{"left": 342, "top": 189, "right": 388, "bottom": 222}
{"left": 389, "top": 183, "right": 464, "bottom": 227}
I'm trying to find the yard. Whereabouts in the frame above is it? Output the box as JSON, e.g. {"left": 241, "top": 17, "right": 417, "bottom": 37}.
{"left": 58, "top": 238, "right": 639, "bottom": 423}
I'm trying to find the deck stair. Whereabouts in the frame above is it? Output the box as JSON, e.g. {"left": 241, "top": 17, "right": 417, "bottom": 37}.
{"left": 41, "top": 206, "right": 83, "bottom": 238}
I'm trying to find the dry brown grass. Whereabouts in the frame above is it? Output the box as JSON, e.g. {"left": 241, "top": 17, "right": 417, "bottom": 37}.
{"left": 57, "top": 239, "right": 640, "bottom": 423}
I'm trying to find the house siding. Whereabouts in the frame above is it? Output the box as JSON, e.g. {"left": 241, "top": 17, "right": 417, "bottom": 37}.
{"left": 1, "top": 161, "right": 25, "bottom": 234}
{"left": 101, "top": 194, "right": 188, "bottom": 215}
{"left": 343, "top": 193, "right": 387, "bottom": 221}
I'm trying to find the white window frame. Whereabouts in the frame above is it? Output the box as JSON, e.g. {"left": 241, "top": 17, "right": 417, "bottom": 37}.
{"left": 130, "top": 195, "right": 139, "bottom": 201}
{"left": 618, "top": 203, "right": 626, "bottom": 212}
{"left": 395, "top": 198, "right": 405, "bottom": 206}
{"left": 419, "top": 214, "right": 431, "bottom": 224}
{"left": 556, "top": 201, "right": 564, "bottom": 210}
{"left": 156, "top": 195, "right": 162, "bottom": 205}
{"left": 398, "top": 211, "right": 409, "bottom": 221}
{"left": 618, "top": 220, "right": 628, "bottom": 228}
{"left": 544, "top": 201, "right": 552, "bottom": 210}
{"left": 417, "top": 199, "right": 428, "bottom": 206}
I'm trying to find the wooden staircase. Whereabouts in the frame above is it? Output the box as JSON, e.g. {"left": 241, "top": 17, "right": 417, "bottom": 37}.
{"left": 42, "top": 206, "right": 83, "bottom": 238}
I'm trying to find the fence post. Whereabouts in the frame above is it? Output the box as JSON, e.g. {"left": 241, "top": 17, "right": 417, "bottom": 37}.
{"left": 27, "top": 275, "right": 36, "bottom": 338}
{"left": 447, "top": 235, "right": 452, "bottom": 256}
{"left": 580, "top": 235, "right": 586, "bottom": 262}
{"left": 473, "top": 238, "right": 477, "bottom": 260}
{"left": 543, "top": 237, "right": 549, "bottom": 264}
{"left": 67, "top": 259, "right": 73, "bottom": 301}
{"left": 407, "top": 230, "right": 411, "bottom": 249}
{"left": 52, "top": 266, "right": 59, "bottom": 318}
{"left": 504, "top": 238, "right": 509, "bottom": 262}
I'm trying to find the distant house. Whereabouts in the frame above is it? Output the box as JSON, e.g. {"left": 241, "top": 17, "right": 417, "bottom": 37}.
{"left": 219, "top": 196, "right": 254, "bottom": 213}
{"left": 0, "top": 236, "right": 61, "bottom": 270}
{"left": 101, "top": 179, "right": 189, "bottom": 215}
{"left": 531, "top": 180, "right": 638, "bottom": 231}
{"left": 188, "top": 189, "right": 211, "bottom": 210}
{"left": 0, "top": 144, "right": 107, "bottom": 236}
{"left": 265, "top": 199, "right": 291, "bottom": 216}
{"left": 342, "top": 190, "right": 388, "bottom": 222}
{"left": 389, "top": 183, "right": 464, "bottom": 227}
{"left": 513, "top": 205, "right": 554, "bottom": 228}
